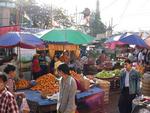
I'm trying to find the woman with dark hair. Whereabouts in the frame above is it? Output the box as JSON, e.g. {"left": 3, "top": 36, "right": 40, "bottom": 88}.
{"left": 4, "top": 64, "right": 16, "bottom": 93}
{"left": 57, "top": 63, "right": 77, "bottom": 113}
{"left": 3, "top": 64, "right": 25, "bottom": 97}
{"left": 10, "top": 53, "right": 19, "bottom": 77}
{"left": 32, "top": 54, "right": 41, "bottom": 80}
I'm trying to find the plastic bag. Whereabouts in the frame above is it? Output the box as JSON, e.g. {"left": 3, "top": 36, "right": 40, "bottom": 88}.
{"left": 20, "top": 98, "right": 30, "bottom": 113}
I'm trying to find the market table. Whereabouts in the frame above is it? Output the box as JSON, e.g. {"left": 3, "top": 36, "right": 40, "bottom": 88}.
{"left": 19, "top": 86, "right": 104, "bottom": 113}
{"left": 96, "top": 76, "right": 120, "bottom": 91}
{"left": 132, "top": 97, "right": 150, "bottom": 113}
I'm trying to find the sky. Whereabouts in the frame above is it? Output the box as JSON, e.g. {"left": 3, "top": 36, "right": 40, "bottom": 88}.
{"left": 36, "top": 0, "right": 150, "bottom": 32}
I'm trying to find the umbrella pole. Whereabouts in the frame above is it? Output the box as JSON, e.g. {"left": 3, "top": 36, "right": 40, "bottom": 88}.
{"left": 17, "top": 46, "right": 19, "bottom": 58}
{"left": 17, "top": 46, "right": 20, "bottom": 76}
{"left": 19, "top": 45, "right": 21, "bottom": 77}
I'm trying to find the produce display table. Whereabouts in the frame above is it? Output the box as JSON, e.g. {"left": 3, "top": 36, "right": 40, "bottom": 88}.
{"left": 20, "top": 87, "right": 104, "bottom": 113}
{"left": 110, "top": 77, "right": 120, "bottom": 90}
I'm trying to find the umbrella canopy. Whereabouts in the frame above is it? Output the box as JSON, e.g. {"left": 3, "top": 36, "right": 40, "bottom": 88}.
{"left": 39, "top": 29, "right": 94, "bottom": 45}
{"left": 104, "top": 34, "right": 125, "bottom": 49}
{"left": 119, "top": 32, "right": 148, "bottom": 48}
{"left": 0, "top": 32, "right": 44, "bottom": 49}
{"left": 144, "top": 36, "right": 150, "bottom": 47}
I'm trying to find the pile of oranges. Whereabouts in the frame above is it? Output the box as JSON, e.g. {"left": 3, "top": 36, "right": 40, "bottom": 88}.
{"left": 16, "top": 79, "right": 30, "bottom": 90}
{"left": 31, "top": 73, "right": 59, "bottom": 94}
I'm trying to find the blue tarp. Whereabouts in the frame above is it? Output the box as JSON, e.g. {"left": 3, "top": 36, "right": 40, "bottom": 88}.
{"left": 19, "top": 87, "right": 103, "bottom": 106}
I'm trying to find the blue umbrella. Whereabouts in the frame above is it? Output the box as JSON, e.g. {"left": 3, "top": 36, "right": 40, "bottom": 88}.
{"left": 119, "top": 32, "right": 148, "bottom": 48}
{"left": 0, "top": 32, "right": 44, "bottom": 49}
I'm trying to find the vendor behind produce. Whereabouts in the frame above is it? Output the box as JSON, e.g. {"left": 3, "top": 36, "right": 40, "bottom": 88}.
{"left": 39, "top": 52, "right": 48, "bottom": 75}
{"left": 59, "top": 50, "right": 70, "bottom": 64}
{"left": 3, "top": 64, "right": 25, "bottom": 98}
{"left": 97, "top": 50, "right": 107, "bottom": 64}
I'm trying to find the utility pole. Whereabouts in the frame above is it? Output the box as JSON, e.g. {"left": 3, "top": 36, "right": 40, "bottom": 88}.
{"left": 17, "top": 0, "right": 23, "bottom": 27}
{"left": 75, "top": 6, "right": 78, "bottom": 26}
{"left": 110, "top": 17, "right": 113, "bottom": 35}
{"left": 50, "top": 0, "right": 53, "bottom": 28}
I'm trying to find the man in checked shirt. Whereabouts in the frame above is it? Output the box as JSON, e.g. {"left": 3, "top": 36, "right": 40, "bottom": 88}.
{"left": 0, "top": 73, "right": 19, "bottom": 113}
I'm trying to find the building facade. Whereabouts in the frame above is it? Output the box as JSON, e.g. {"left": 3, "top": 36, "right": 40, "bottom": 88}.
{"left": 0, "top": 0, "right": 17, "bottom": 26}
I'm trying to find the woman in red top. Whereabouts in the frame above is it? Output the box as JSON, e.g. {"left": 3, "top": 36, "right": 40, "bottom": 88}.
{"left": 32, "top": 54, "right": 41, "bottom": 80}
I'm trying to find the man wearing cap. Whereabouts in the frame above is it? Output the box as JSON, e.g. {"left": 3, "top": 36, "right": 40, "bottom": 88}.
{"left": 0, "top": 73, "right": 19, "bottom": 113}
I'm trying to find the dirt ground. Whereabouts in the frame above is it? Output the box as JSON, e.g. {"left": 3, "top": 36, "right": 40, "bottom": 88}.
{"left": 104, "top": 90, "right": 120, "bottom": 113}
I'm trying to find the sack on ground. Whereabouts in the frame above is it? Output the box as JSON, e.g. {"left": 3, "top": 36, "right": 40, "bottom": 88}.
{"left": 20, "top": 98, "right": 30, "bottom": 113}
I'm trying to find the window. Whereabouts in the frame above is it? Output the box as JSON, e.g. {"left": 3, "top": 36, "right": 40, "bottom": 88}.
{"left": 0, "top": 1, "right": 16, "bottom": 26}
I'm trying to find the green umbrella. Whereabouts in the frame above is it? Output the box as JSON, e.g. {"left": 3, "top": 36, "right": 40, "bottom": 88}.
{"left": 38, "top": 29, "right": 94, "bottom": 45}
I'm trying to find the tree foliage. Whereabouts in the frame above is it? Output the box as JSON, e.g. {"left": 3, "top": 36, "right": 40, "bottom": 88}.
{"left": 89, "top": 12, "right": 106, "bottom": 36}
{"left": 53, "top": 8, "right": 74, "bottom": 28}
{"left": 15, "top": 0, "right": 73, "bottom": 28}
{"left": 89, "top": 0, "right": 106, "bottom": 37}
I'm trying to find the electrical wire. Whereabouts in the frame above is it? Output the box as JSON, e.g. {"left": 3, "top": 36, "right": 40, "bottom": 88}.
{"left": 140, "top": 0, "right": 150, "bottom": 7}
{"left": 119, "top": 0, "right": 131, "bottom": 20}
{"left": 101, "top": 0, "right": 119, "bottom": 11}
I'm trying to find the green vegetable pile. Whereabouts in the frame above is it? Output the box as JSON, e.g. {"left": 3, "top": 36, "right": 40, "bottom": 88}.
{"left": 96, "top": 70, "right": 114, "bottom": 78}
{"left": 111, "top": 69, "right": 121, "bottom": 77}
{"left": 96, "top": 69, "right": 121, "bottom": 78}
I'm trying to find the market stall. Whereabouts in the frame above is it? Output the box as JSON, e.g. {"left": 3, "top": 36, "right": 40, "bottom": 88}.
{"left": 48, "top": 44, "right": 80, "bottom": 59}
{"left": 38, "top": 28, "right": 94, "bottom": 61}
{"left": 16, "top": 73, "right": 105, "bottom": 113}
{"left": 18, "top": 86, "right": 104, "bottom": 113}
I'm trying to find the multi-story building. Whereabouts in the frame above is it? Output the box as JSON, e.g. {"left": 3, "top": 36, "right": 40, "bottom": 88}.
{"left": 0, "top": 0, "right": 20, "bottom": 63}
{"left": 0, "top": 0, "right": 17, "bottom": 26}
{"left": 0, "top": 0, "right": 20, "bottom": 35}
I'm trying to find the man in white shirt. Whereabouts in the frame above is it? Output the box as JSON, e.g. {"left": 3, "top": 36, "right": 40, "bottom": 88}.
{"left": 128, "top": 52, "right": 134, "bottom": 62}
{"left": 138, "top": 50, "right": 144, "bottom": 64}
{"left": 125, "top": 71, "right": 129, "bottom": 87}
{"left": 118, "top": 59, "right": 140, "bottom": 113}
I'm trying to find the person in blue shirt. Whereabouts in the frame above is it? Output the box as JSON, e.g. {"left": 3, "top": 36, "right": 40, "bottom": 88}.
{"left": 118, "top": 59, "right": 141, "bottom": 113}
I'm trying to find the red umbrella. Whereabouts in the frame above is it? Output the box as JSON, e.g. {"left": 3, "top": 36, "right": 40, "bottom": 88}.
{"left": 104, "top": 34, "right": 125, "bottom": 50}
